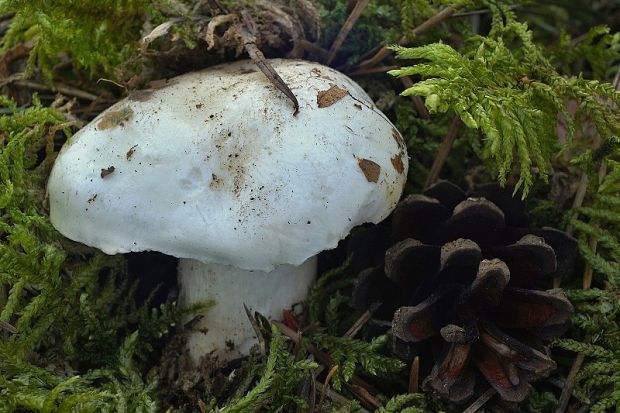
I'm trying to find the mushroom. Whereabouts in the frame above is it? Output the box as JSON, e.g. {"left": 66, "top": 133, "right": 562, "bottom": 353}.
{"left": 47, "top": 59, "right": 408, "bottom": 363}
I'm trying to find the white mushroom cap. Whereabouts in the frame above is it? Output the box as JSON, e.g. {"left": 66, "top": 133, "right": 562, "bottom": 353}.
{"left": 48, "top": 59, "right": 408, "bottom": 271}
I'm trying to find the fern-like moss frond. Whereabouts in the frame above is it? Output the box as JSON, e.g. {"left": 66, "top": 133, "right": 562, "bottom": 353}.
{"left": 390, "top": 4, "right": 620, "bottom": 196}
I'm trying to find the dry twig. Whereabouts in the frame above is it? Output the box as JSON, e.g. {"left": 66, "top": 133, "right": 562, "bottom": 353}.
{"left": 424, "top": 117, "right": 462, "bottom": 189}
{"left": 238, "top": 11, "right": 300, "bottom": 116}
{"left": 354, "top": 7, "right": 458, "bottom": 70}
{"left": 462, "top": 387, "right": 497, "bottom": 413}
{"left": 326, "top": 0, "right": 370, "bottom": 65}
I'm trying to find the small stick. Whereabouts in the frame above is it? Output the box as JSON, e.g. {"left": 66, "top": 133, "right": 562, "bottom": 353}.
{"left": 354, "top": 7, "right": 457, "bottom": 70}
{"left": 347, "top": 383, "right": 383, "bottom": 409}
{"left": 343, "top": 303, "right": 379, "bottom": 338}
{"left": 556, "top": 158, "right": 607, "bottom": 411}
{"left": 463, "top": 387, "right": 496, "bottom": 413}
{"left": 452, "top": 5, "right": 520, "bottom": 18}
{"left": 13, "top": 80, "right": 100, "bottom": 101}
{"left": 347, "top": 65, "right": 400, "bottom": 76}
{"left": 408, "top": 356, "right": 420, "bottom": 393}
{"left": 239, "top": 11, "right": 299, "bottom": 116}
{"left": 244, "top": 304, "right": 266, "bottom": 356}
{"left": 0, "top": 320, "right": 17, "bottom": 334}
{"left": 424, "top": 117, "right": 462, "bottom": 189}
{"left": 326, "top": 0, "right": 371, "bottom": 65}
{"left": 298, "top": 40, "right": 331, "bottom": 61}
{"left": 319, "top": 383, "right": 372, "bottom": 413}
{"left": 555, "top": 351, "right": 586, "bottom": 413}
{"left": 319, "top": 365, "right": 340, "bottom": 409}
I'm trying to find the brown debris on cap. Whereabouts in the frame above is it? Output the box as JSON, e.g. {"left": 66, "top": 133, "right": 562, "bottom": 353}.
{"left": 317, "top": 84, "right": 348, "bottom": 108}
{"left": 100, "top": 166, "right": 115, "bottom": 178}
{"left": 391, "top": 154, "right": 405, "bottom": 174}
{"left": 357, "top": 158, "right": 381, "bottom": 182}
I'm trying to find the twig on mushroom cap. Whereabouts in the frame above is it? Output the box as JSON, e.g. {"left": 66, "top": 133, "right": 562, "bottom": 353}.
{"left": 238, "top": 11, "right": 300, "bottom": 116}
{"left": 0, "top": 320, "right": 17, "bottom": 334}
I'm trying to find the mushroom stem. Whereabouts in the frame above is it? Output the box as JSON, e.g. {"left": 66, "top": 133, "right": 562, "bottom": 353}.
{"left": 177, "top": 257, "right": 317, "bottom": 363}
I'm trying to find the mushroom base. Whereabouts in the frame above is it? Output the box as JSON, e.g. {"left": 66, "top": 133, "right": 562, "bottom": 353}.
{"left": 178, "top": 257, "right": 317, "bottom": 364}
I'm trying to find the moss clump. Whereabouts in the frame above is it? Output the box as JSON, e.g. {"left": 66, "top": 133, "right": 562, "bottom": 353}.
{"left": 0, "top": 0, "right": 166, "bottom": 79}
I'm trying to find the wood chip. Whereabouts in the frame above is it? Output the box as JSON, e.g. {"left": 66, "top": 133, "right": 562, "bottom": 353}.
{"left": 317, "top": 84, "right": 349, "bottom": 108}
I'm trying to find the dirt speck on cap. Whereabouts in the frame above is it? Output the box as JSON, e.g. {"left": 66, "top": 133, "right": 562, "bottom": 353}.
{"left": 87, "top": 193, "right": 97, "bottom": 203}
{"left": 391, "top": 154, "right": 405, "bottom": 174}
{"left": 100, "top": 166, "right": 115, "bottom": 178}
{"left": 128, "top": 90, "right": 154, "bottom": 102}
{"left": 126, "top": 145, "right": 138, "bottom": 160}
{"left": 357, "top": 158, "right": 381, "bottom": 183}
{"left": 317, "top": 84, "right": 348, "bottom": 108}
{"left": 209, "top": 173, "right": 223, "bottom": 190}
{"left": 97, "top": 108, "right": 133, "bottom": 130}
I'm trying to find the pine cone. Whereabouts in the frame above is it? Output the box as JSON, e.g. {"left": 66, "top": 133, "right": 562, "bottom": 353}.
{"left": 353, "top": 181, "right": 576, "bottom": 403}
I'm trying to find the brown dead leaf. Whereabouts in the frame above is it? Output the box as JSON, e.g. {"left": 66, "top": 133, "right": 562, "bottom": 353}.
{"left": 391, "top": 154, "right": 405, "bottom": 174}
{"left": 317, "top": 84, "right": 348, "bottom": 108}
{"left": 358, "top": 158, "right": 381, "bottom": 183}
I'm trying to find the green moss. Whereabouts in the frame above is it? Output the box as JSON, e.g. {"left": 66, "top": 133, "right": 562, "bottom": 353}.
{"left": 0, "top": 96, "right": 183, "bottom": 411}
{"left": 0, "top": 0, "right": 168, "bottom": 79}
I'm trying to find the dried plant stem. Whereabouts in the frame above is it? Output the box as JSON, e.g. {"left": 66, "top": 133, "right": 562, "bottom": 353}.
{"left": 0, "top": 320, "right": 17, "bottom": 334}
{"left": 299, "top": 39, "right": 331, "bottom": 61}
{"left": 347, "top": 383, "right": 383, "bottom": 409}
{"left": 13, "top": 80, "right": 100, "bottom": 101}
{"left": 319, "top": 383, "right": 372, "bottom": 413}
{"left": 354, "top": 7, "right": 457, "bottom": 70}
{"left": 555, "top": 350, "right": 587, "bottom": 413}
{"left": 408, "top": 356, "right": 420, "bottom": 393}
{"left": 326, "top": 0, "right": 370, "bottom": 65}
{"left": 463, "top": 387, "right": 496, "bottom": 413}
{"left": 274, "top": 321, "right": 381, "bottom": 406}
{"left": 347, "top": 65, "right": 399, "bottom": 76}
{"left": 424, "top": 117, "right": 462, "bottom": 189}
{"left": 556, "top": 154, "right": 608, "bottom": 412}
{"left": 343, "top": 309, "right": 372, "bottom": 338}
